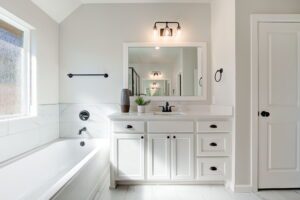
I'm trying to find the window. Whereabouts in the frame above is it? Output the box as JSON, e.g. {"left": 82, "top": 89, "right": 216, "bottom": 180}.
{"left": 0, "top": 10, "right": 32, "bottom": 119}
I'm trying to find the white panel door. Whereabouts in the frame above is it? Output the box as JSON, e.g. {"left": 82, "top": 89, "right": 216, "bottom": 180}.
{"left": 148, "top": 134, "right": 171, "bottom": 180}
{"left": 171, "top": 134, "right": 194, "bottom": 180}
{"left": 258, "top": 22, "right": 300, "bottom": 188}
{"left": 114, "top": 134, "right": 145, "bottom": 180}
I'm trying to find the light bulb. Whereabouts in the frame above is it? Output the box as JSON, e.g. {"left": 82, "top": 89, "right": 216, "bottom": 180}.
{"left": 163, "top": 23, "right": 172, "bottom": 37}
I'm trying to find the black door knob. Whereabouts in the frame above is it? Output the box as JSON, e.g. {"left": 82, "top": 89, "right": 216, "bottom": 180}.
{"left": 261, "top": 111, "right": 270, "bottom": 117}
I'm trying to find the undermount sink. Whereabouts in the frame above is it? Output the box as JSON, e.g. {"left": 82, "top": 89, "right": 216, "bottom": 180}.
{"left": 153, "top": 112, "right": 185, "bottom": 116}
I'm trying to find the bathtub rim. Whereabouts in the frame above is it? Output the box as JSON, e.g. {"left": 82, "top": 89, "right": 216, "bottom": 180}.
{"left": 0, "top": 138, "right": 103, "bottom": 200}
{"left": 0, "top": 138, "right": 100, "bottom": 168}
{"left": 40, "top": 139, "right": 103, "bottom": 200}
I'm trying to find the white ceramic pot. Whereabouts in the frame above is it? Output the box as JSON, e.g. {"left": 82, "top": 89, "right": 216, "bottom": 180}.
{"left": 137, "top": 105, "right": 146, "bottom": 113}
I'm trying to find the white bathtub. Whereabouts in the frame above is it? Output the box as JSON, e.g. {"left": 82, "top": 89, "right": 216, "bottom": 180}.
{"left": 0, "top": 139, "right": 107, "bottom": 200}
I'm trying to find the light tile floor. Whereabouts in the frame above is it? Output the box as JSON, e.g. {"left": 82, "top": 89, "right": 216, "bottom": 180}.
{"left": 94, "top": 184, "right": 300, "bottom": 200}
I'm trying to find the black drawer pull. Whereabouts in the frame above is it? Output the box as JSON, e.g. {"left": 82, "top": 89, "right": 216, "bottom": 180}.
{"left": 210, "top": 166, "right": 218, "bottom": 171}
{"left": 126, "top": 125, "right": 133, "bottom": 129}
{"left": 141, "top": 136, "right": 144, "bottom": 139}
{"left": 210, "top": 142, "right": 217, "bottom": 147}
{"left": 210, "top": 124, "right": 218, "bottom": 129}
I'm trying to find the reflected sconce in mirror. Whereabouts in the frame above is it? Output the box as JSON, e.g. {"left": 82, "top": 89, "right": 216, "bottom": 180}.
{"left": 153, "top": 21, "right": 181, "bottom": 39}
{"left": 152, "top": 71, "right": 162, "bottom": 78}
{"left": 153, "top": 71, "right": 161, "bottom": 77}
{"left": 151, "top": 81, "right": 159, "bottom": 89}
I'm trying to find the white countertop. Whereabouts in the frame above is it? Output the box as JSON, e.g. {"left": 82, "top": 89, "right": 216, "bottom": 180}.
{"left": 109, "top": 107, "right": 233, "bottom": 120}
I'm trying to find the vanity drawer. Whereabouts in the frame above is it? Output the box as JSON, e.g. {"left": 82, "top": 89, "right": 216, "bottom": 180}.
{"left": 196, "top": 158, "right": 228, "bottom": 181}
{"left": 113, "top": 121, "right": 145, "bottom": 133}
{"left": 196, "top": 134, "right": 231, "bottom": 156}
{"left": 148, "top": 121, "right": 194, "bottom": 133}
{"left": 197, "top": 121, "right": 231, "bottom": 133}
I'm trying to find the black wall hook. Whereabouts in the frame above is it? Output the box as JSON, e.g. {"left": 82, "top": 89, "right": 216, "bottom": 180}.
{"left": 214, "top": 68, "right": 223, "bottom": 82}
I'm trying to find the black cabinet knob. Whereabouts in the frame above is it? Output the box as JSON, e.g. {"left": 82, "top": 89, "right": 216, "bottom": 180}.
{"left": 126, "top": 125, "right": 133, "bottom": 129}
{"left": 167, "top": 136, "right": 170, "bottom": 139}
{"left": 210, "top": 124, "right": 218, "bottom": 128}
{"left": 141, "top": 136, "right": 144, "bottom": 139}
{"left": 261, "top": 111, "right": 270, "bottom": 117}
{"left": 210, "top": 166, "right": 218, "bottom": 171}
{"left": 173, "top": 136, "right": 176, "bottom": 139}
{"left": 210, "top": 142, "right": 217, "bottom": 147}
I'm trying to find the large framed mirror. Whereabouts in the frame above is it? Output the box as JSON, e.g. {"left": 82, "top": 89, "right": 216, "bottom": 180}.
{"left": 123, "top": 42, "right": 207, "bottom": 101}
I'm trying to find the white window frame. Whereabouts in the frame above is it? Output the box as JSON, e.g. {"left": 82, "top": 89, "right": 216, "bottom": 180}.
{"left": 0, "top": 7, "right": 35, "bottom": 120}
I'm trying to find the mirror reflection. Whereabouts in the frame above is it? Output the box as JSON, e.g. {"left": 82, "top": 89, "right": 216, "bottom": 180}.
{"left": 128, "top": 47, "right": 203, "bottom": 97}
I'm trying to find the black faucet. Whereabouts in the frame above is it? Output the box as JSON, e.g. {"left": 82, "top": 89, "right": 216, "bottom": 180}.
{"left": 159, "top": 102, "right": 175, "bottom": 112}
{"left": 79, "top": 127, "right": 87, "bottom": 135}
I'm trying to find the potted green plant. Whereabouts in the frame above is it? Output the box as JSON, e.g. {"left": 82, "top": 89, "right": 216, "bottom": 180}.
{"left": 135, "top": 97, "right": 151, "bottom": 113}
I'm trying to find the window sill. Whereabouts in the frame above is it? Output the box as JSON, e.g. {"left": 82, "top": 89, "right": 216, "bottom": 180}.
{"left": 0, "top": 114, "right": 38, "bottom": 122}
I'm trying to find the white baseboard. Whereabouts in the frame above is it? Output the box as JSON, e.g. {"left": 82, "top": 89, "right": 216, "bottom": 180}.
{"left": 233, "top": 184, "right": 253, "bottom": 193}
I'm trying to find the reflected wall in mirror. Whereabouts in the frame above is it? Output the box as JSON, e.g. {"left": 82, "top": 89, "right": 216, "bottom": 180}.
{"left": 127, "top": 45, "right": 206, "bottom": 99}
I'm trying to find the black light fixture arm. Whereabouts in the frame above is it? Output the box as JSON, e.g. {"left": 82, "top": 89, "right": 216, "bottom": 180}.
{"left": 67, "top": 73, "right": 109, "bottom": 78}
{"left": 154, "top": 21, "right": 181, "bottom": 28}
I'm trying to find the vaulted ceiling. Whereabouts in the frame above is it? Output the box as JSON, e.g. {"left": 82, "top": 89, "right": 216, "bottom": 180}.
{"left": 31, "top": 0, "right": 212, "bottom": 23}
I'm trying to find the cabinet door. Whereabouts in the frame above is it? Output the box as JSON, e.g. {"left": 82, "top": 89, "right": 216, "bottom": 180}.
{"left": 114, "top": 134, "right": 145, "bottom": 180}
{"left": 171, "top": 134, "right": 194, "bottom": 180}
{"left": 148, "top": 134, "right": 171, "bottom": 180}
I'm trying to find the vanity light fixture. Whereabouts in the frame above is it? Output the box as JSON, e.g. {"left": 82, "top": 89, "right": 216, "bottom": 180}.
{"left": 152, "top": 71, "right": 161, "bottom": 77}
{"left": 153, "top": 21, "right": 181, "bottom": 39}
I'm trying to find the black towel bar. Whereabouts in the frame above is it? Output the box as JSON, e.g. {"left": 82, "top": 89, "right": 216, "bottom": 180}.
{"left": 67, "top": 73, "right": 109, "bottom": 78}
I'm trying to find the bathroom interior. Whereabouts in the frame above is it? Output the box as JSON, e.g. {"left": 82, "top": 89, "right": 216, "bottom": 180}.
{"left": 0, "top": 0, "right": 300, "bottom": 200}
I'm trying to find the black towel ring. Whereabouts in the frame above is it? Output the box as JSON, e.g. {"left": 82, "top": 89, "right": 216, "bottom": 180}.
{"left": 214, "top": 68, "right": 223, "bottom": 82}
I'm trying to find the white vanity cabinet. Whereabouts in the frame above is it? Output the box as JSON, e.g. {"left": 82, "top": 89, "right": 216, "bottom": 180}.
{"left": 148, "top": 133, "right": 194, "bottom": 180}
{"left": 114, "top": 134, "right": 145, "bottom": 180}
{"left": 171, "top": 134, "right": 194, "bottom": 180}
{"left": 148, "top": 134, "right": 171, "bottom": 180}
{"left": 109, "top": 113, "right": 232, "bottom": 187}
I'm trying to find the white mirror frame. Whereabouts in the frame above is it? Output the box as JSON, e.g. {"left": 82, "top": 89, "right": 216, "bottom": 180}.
{"left": 123, "top": 42, "right": 207, "bottom": 101}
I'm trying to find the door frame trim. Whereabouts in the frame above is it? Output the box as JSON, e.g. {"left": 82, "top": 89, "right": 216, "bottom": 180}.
{"left": 250, "top": 14, "right": 300, "bottom": 192}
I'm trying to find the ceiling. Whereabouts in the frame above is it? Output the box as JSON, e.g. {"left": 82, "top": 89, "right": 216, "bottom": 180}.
{"left": 31, "top": 0, "right": 212, "bottom": 23}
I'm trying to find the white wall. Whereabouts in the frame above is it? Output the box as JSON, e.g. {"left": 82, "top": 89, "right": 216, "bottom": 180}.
{"left": 59, "top": 3, "right": 211, "bottom": 104}
{"left": 235, "top": 0, "right": 300, "bottom": 186}
{"left": 0, "top": 0, "right": 59, "bottom": 162}
{"left": 211, "top": 0, "right": 235, "bottom": 106}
